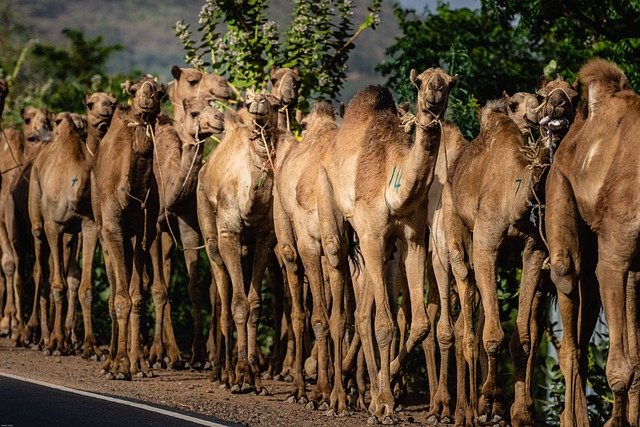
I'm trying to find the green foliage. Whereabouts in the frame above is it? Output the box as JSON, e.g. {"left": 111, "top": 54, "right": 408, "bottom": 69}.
{"left": 174, "top": 0, "right": 381, "bottom": 111}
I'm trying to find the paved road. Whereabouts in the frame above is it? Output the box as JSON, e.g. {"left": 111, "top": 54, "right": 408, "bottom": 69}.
{"left": 0, "top": 372, "right": 237, "bottom": 427}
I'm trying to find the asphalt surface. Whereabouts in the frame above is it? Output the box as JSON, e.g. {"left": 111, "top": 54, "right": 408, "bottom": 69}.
{"left": 0, "top": 373, "right": 236, "bottom": 427}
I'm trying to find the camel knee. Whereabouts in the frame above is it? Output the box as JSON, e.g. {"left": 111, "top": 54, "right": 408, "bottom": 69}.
{"left": 324, "top": 235, "right": 342, "bottom": 268}
{"left": 374, "top": 314, "right": 394, "bottom": 348}
{"left": 437, "top": 318, "right": 455, "bottom": 350}
{"left": 232, "top": 297, "right": 249, "bottom": 324}
{"left": 114, "top": 295, "right": 132, "bottom": 319}
{"left": 607, "top": 353, "right": 634, "bottom": 394}
{"left": 204, "top": 237, "right": 222, "bottom": 265}
{"left": 1, "top": 252, "right": 14, "bottom": 277}
{"left": 281, "top": 243, "right": 297, "bottom": 268}
{"left": 449, "top": 247, "right": 468, "bottom": 281}
{"left": 550, "top": 251, "right": 573, "bottom": 295}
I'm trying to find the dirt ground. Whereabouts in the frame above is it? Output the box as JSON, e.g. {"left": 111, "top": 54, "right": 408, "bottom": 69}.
{"left": 0, "top": 337, "right": 443, "bottom": 426}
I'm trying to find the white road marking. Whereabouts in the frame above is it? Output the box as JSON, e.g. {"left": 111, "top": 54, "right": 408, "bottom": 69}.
{"left": 0, "top": 370, "right": 227, "bottom": 427}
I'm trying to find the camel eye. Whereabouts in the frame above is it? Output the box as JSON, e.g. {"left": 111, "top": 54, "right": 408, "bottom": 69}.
{"left": 24, "top": 118, "right": 31, "bottom": 125}
{"left": 190, "top": 111, "right": 200, "bottom": 119}
{"left": 87, "top": 102, "right": 94, "bottom": 109}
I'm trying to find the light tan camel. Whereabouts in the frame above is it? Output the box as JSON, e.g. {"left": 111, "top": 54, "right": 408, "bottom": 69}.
{"left": 273, "top": 101, "right": 350, "bottom": 413}
{"left": 269, "top": 67, "right": 301, "bottom": 131}
{"left": 546, "top": 59, "right": 640, "bottom": 427}
{"left": 197, "top": 91, "right": 281, "bottom": 394}
{"left": 317, "top": 68, "right": 457, "bottom": 424}
{"left": 149, "top": 98, "right": 224, "bottom": 369}
{"left": 28, "top": 112, "right": 95, "bottom": 354}
{"left": 170, "top": 66, "right": 230, "bottom": 125}
{"left": 443, "top": 77, "right": 578, "bottom": 426}
{"left": 92, "top": 76, "right": 166, "bottom": 380}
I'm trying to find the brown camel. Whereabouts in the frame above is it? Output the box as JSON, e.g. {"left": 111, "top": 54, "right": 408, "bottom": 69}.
{"left": 546, "top": 59, "right": 640, "bottom": 427}
{"left": 28, "top": 112, "right": 96, "bottom": 354}
{"left": 197, "top": 90, "right": 281, "bottom": 394}
{"left": 92, "top": 76, "right": 166, "bottom": 380}
{"left": 273, "top": 101, "right": 350, "bottom": 413}
{"left": 269, "top": 67, "right": 301, "bottom": 131}
{"left": 317, "top": 68, "right": 457, "bottom": 424}
{"left": 170, "top": 66, "right": 230, "bottom": 125}
{"left": 443, "top": 77, "right": 578, "bottom": 426}
{"left": 149, "top": 97, "right": 224, "bottom": 369}
{"left": 5, "top": 107, "right": 53, "bottom": 345}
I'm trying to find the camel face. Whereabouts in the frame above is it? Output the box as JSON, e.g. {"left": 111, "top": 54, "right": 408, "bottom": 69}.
{"left": 53, "top": 112, "right": 80, "bottom": 141}
{"left": 125, "top": 76, "right": 166, "bottom": 118}
{"left": 410, "top": 67, "right": 458, "bottom": 120}
{"left": 270, "top": 67, "right": 301, "bottom": 106}
{"left": 85, "top": 92, "right": 117, "bottom": 132}
{"left": 21, "top": 107, "right": 53, "bottom": 142}
{"left": 504, "top": 91, "right": 539, "bottom": 132}
{"left": 246, "top": 91, "right": 280, "bottom": 128}
{"left": 170, "top": 65, "right": 230, "bottom": 103}
{"left": 537, "top": 77, "right": 579, "bottom": 142}
{"left": 182, "top": 98, "right": 225, "bottom": 139}
{"left": 69, "top": 113, "right": 88, "bottom": 139}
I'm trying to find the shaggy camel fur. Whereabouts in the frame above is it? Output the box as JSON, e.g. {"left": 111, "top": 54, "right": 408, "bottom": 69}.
{"left": 28, "top": 112, "right": 96, "bottom": 354}
{"left": 443, "top": 77, "right": 578, "bottom": 426}
{"left": 198, "top": 91, "right": 281, "bottom": 394}
{"left": 149, "top": 98, "right": 224, "bottom": 369}
{"left": 546, "top": 59, "right": 640, "bottom": 427}
{"left": 269, "top": 67, "right": 301, "bottom": 131}
{"left": 92, "top": 76, "right": 166, "bottom": 380}
{"left": 317, "top": 68, "right": 457, "bottom": 424}
{"left": 273, "top": 101, "right": 350, "bottom": 412}
{"left": 6, "top": 108, "right": 53, "bottom": 345}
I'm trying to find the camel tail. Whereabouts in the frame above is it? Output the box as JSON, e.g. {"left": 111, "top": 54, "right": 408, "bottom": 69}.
{"left": 347, "top": 225, "right": 363, "bottom": 274}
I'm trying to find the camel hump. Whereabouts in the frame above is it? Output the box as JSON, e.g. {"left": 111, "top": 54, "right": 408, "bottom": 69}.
{"left": 580, "top": 59, "right": 633, "bottom": 114}
{"left": 344, "top": 85, "right": 397, "bottom": 121}
{"left": 479, "top": 98, "right": 508, "bottom": 130}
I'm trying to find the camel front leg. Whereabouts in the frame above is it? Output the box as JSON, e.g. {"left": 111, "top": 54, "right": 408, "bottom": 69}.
{"left": 129, "top": 234, "right": 153, "bottom": 378}
{"left": 159, "top": 228, "right": 183, "bottom": 369}
{"left": 626, "top": 271, "right": 640, "bottom": 427}
{"left": 44, "top": 221, "right": 67, "bottom": 355}
{"left": 148, "top": 232, "right": 167, "bottom": 367}
{"left": 28, "top": 220, "right": 50, "bottom": 347}
{"left": 79, "top": 219, "right": 100, "bottom": 359}
{"left": 63, "top": 233, "right": 81, "bottom": 350}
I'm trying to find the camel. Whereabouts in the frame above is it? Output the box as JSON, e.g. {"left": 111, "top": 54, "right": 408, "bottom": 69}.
{"left": 317, "top": 68, "right": 457, "bottom": 424}
{"left": 170, "top": 65, "right": 230, "bottom": 125}
{"left": 269, "top": 67, "right": 301, "bottom": 131}
{"left": 421, "top": 90, "right": 540, "bottom": 425}
{"left": 197, "top": 90, "right": 281, "bottom": 394}
{"left": 4, "top": 107, "right": 53, "bottom": 345}
{"left": 92, "top": 76, "right": 166, "bottom": 380}
{"left": 28, "top": 112, "right": 96, "bottom": 354}
{"left": 546, "top": 58, "right": 640, "bottom": 427}
{"left": 443, "top": 77, "right": 578, "bottom": 426}
{"left": 273, "top": 101, "right": 351, "bottom": 412}
{"left": 149, "top": 98, "right": 224, "bottom": 369}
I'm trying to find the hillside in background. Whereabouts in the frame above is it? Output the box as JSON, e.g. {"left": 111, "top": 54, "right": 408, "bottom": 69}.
{"left": 11, "top": 0, "right": 402, "bottom": 102}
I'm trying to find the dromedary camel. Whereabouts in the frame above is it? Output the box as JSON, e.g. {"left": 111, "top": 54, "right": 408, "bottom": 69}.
{"left": 92, "top": 76, "right": 166, "bottom": 380}
{"left": 273, "top": 101, "right": 350, "bottom": 413}
{"left": 546, "top": 58, "right": 640, "bottom": 427}
{"left": 197, "top": 91, "right": 281, "bottom": 394}
{"left": 422, "top": 90, "right": 540, "bottom": 425}
{"left": 151, "top": 66, "right": 229, "bottom": 369}
{"left": 149, "top": 97, "right": 224, "bottom": 369}
{"left": 317, "top": 68, "right": 457, "bottom": 424}
{"left": 269, "top": 67, "right": 301, "bottom": 131}
{"left": 443, "top": 77, "right": 578, "bottom": 426}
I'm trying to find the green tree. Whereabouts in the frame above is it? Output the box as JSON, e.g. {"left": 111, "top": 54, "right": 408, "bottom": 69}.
{"left": 174, "top": 0, "right": 381, "bottom": 111}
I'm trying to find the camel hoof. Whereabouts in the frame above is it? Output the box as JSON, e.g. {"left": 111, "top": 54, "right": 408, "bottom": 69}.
{"left": 230, "top": 384, "right": 241, "bottom": 393}
{"left": 136, "top": 372, "right": 145, "bottom": 378}
{"left": 147, "top": 371, "right": 155, "bottom": 378}
{"left": 115, "top": 373, "right": 127, "bottom": 380}
{"left": 382, "top": 416, "right": 396, "bottom": 425}
{"left": 319, "top": 401, "right": 329, "bottom": 411}
{"left": 326, "top": 409, "right": 336, "bottom": 417}
{"left": 204, "top": 361, "right": 212, "bottom": 370}
{"left": 106, "top": 372, "right": 114, "bottom": 380}
{"left": 287, "top": 395, "right": 297, "bottom": 404}
{"left": 153, "top": 362, "right": 163, "bottom": 370}
{"left": 492, "top": 414, "right": 503, "bottom": 423}
{"left": 284, "top": 374, "right": 293, "bottom": 383}
{"left": 52, "top": 350, "right": 61, "bottom": 357}
{"left": 367, "top": 416, "right": 379, "bottom": 425}
{"left": 218, "top": 383, "right": 228, "bottom": 390}
{"left": 305, "top": 401, "right": 316, "bottom": 410}
{"left": 340, "top": 410, "right": 349, "bottom": 417}
{"left": 262, "top": 372, "right": 273, "bottom": 380}
{"left": 100, "top": 354, "right": 107, "bottom": 362}
{"left": 441, "top": 415, "right": 451, "bottom": 424}
{"left": 192, "top": 362, "right": 203, "bottom": 370}
{"left": 273, "top": 374, "right": 283, "bottom": 381}
{"left": 43, "top": 349, "right": 51, "bottom": 356}
{"left": 426, "top": 415, "right": 438, "bottom": 425}
{"left": 241, "top": 383, "right": 254, "bottom": 393}
{"left": 299, "top": 396, "right": 308, "bottom": 405}
{"left": 90, "top": 354, "right": 98, "bottom": 362}
{"left": 478, "top": 415, "right": 488, "bottom": 424}
{"left": 257, "top": 388, "right": 270, "bottom": 396}
{"left": 395, "top": 403, "right": 404, "bottom": 412}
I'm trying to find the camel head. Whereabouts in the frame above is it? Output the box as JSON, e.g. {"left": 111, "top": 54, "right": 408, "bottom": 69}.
{"left": 0, "top": 79, "right": 8, "bottom": 118}
{"left": 269, "top": 67, "right": 301, "bottom": 107}
{"left": 53, "top": 112, "right": 83, "bottom": 141}
{"left": 21, "top": 107, "right": 53, "bottom": 142}
{"left": 85, "top": 92, "right": 117, "bottom": 134}
{"left": 410, "top": 67, "right": 458, "bottom": 123}
{"left": 503, "top": 91, "right": 540, "bottom": 132}
{"left": 181, "top": 97, "right": 225, "bottom": 141}
{"left": 536, "top": 76, "right": 580, "bottom": 144}
{"left": 125, "top": 76, "right": 166, "bottom": 121}
{"left": 246, "top": 90, "right": 281, "bottom": 130}
{"left": 170, "top": 66, "right": 230, "bottom": 105}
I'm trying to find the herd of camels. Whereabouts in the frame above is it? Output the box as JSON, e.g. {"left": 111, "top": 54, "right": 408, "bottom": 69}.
{"left": 0, "top": 57, "right": 637, "bottom": 427}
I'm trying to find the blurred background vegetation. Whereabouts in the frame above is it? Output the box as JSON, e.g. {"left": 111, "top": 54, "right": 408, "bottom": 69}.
{"left": 3, "top": 0, "right": 640, "bottom": 425}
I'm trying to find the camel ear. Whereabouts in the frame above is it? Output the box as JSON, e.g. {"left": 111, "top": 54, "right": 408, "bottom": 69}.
{"left": 84, "top": 93, "right": 90, "bottom": 106}
{"left": 108, "top": 93, "right": 117, "bottom": 105}
{"left": 171, "top": 65, "right": 182, "bottom": 80}
{"left": 295, "top": 109, "right": 303, "bottom": 124}
{"left": 159, "top": 83, "right": 168, "bottom": 99}
{"left": 269, "top": 67, "right": 277, "bottom": 81}
{"left": 449, "top": 74, "right": 459, "bottom": 90}
{"left": 339, "top": 101, "right": 346, "bottom": 118}
{"left": 538, "top": 76, "right": 548, "bottom": 90}
{"left": 125, "top": 80, "right": 134, "bottom": 96}
{"left": 55, "top": 114, "right": 64, "bottom": 126}
{"left": 293, "top": 67, "right": 300, "bottom": 76}
{"left": 20, "top": 107, "right": 25, "bottom": 118}
{"left": 410, "top": 69, "right": 421, "bottom": 89}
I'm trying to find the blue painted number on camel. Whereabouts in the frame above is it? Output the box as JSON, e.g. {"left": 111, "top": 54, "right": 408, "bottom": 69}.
{"left": 388, "top": 166, "right": 402, "bottom": 192}
{"left": 514, "top": 179, "right": 522, "bottom": 196}
{"left": 71, "top": 177, "right": 78, "bottom": 187}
